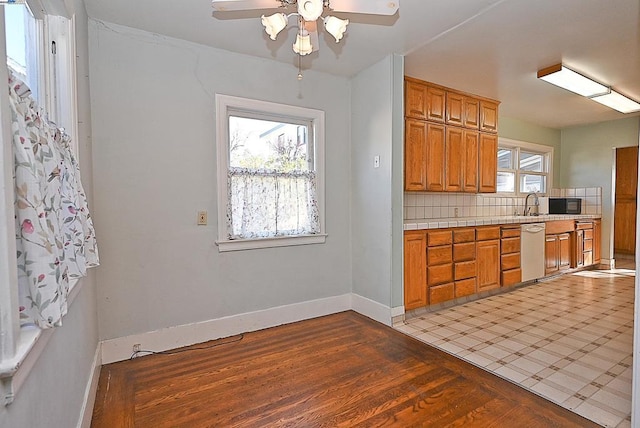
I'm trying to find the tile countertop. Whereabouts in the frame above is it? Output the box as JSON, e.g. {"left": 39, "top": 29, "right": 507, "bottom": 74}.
{"left": 403, "top": 214, "right": 601, "bottom": 230}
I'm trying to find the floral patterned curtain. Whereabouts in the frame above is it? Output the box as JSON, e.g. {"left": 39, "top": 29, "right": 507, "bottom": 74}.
{"left": 227, "top": 167, "right": 319, "bottom": 239}
{"left": 8, "top": 67, "right": 99, "bottom": 328}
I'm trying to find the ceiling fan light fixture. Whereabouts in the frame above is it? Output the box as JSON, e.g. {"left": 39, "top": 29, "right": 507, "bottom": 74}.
{"left": 324, "top": 16, "right": 349, "bottom": 43}
{"left": 298, "top": 0, "right": 324, "bottom": 22}
{"left": 537, "top": 64, "right": 609, "bottom": 97}
{"left": 590, "top": 90, "right": 640, "bottom": 114}
{"left": 261, "top": 13, "right": 288, "bottom": 40}
{"left": 293, "top": 30, "right": 313, "bottom": 55}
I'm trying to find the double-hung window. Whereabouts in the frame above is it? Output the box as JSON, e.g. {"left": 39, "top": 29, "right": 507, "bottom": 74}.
{"left": 497, "top": 138, "right": 552, "bottom": 195}
{"left": 1, "top": 0, "right": 81, "bottom": 403}
{"left": 215, "top": 95, "right": 326, "bottom": 251}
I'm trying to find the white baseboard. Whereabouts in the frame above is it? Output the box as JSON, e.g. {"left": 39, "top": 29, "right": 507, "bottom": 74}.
{"left": 351, "top": 293, "right": 394, "bottom": 326}
{"left": 101, "top": 294, "right": 353, "bottom": 364}
{"left": 78, "top": 343, "right": 101, "bottom": 428}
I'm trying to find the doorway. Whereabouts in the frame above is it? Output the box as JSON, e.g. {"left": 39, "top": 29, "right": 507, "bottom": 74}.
{"left": 614, "top": 146, "right": 638, "bottom": 258}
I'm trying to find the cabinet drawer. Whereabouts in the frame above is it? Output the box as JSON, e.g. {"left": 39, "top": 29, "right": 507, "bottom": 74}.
{"left": 546, "top": 220, "right": 575, "bottom": 234}
{"left": 427, "top": 263, "right": 453, "bottom": 286}
{"left": 453, "top": 228, "right": 475, "bottom": 243}
{"left": 501, "top": 253, "right": 520, "bottom": 270}
{"left": 427, "top": 245, "right": 452, "bottom": 265}
{"left": 501, "top": 237, "right": 520, "bottom": 254}
{"left": 584, "top": 229, "right": 593, "bottom": 239}
{"left": 428, "top": 230, "right": 452, "bottom": 246}
{"left": 455, "top": 260, "right": 476, "bottom": 280}
{"left": 429, "top": 283, "right": 454, "bottom": 305}
{"left": 455, "top": 278, "right": 476, "bottom": 298}
{"left": 502, "top": 268, "right": 521, "bottom": 287}
{"left": 476, "top": 226, "right": 500, "bottom": 241}
{"left": 501, "top": 227, "right": 521, "bottom": 238}
{"left": 576, "top": 222, "right": 593, "bottom": 231}
{"left": 453, "top": 242, "right": 475, "bottom": 262}
{"left": 584, "top": 239, "right": 593, "bottom": 251}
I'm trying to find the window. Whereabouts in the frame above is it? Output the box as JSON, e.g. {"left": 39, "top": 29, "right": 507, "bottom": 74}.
{"left": 1, "top": 1, "right": 82, "bottom": 402}
{"left": 216, "top": 95, "right": 326, "bottom": 251}
{"left": 497, "top": 138, "right": 552, "bottom": 195}
{"left": 4, "top": 2, "right": 42, "bottom": 102}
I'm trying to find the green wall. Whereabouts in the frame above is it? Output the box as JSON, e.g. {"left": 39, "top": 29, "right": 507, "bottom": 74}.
{"left": 560, "top": 117, "right": 640, "bottom": 262}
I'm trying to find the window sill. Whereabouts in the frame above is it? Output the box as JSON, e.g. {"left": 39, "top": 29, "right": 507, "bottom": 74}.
{"left": 216, "top": 234, "right": 327, "bottom": 252}
{"left": 0, "top": 278, "right": 80, "bottom": 405}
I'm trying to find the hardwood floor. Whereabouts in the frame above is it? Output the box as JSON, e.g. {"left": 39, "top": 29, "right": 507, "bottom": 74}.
{"left": 91, "top": 311, "right": 598, "bottom": 427}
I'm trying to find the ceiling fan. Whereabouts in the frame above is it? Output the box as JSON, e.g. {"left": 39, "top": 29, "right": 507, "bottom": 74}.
{"left": 211, "top": 0, "right": 399, "bottom": 75}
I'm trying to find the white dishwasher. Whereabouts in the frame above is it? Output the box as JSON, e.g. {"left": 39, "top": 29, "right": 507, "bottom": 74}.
{"left": 520, "top": 222, "right": 546, "bottom": 282}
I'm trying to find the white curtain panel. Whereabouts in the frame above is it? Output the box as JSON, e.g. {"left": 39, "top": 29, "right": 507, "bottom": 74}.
{"left": 8, "top": 68, "right": 99, "bottom": 328}
{"left": 227, "top": 167, "right": 320, "bottom": 239}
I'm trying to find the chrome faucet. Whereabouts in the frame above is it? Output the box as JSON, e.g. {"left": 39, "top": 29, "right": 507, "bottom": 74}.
{"left": 524, "top": 192, "right": 539, "bottom": 216}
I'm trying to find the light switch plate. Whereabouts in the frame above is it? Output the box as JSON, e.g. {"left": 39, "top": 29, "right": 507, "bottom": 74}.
{"left": 197, "top": 211, "right": 207, "bottom": 225}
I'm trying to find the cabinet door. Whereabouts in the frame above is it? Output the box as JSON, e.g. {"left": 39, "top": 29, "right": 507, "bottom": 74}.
{"left": 480, "top": 100, "right": 499, "bottom": 133}
{"left": 446, "top": 92, "right": 464, "bottom": 127}
{"left": 445, "top": 126, "right": 464, "bottom": 192}
{"left": 574, "top": 229, "right": 584, "bottom": 267}
{"left": 478, "top": 133, "right": 497, "bottom": 193}
{"left": 404, "top": 119, "right": 428, "bottom": 191}
{"left": 559, "top": 233, "right": 572, "bottom": 270}
{"left": 463, "top": 131, "right": 478, "bottom": 192}
{"left": 476, "top": 239, "right": 500, "bottom": 291}
{"left": 593, "top": 219, "right": 602, "bottom": 264}
{"left": 464, "top": 97, "right": 480, "bottom": 129}
{"left": 405, "top": 80, "right": 428, "bottom": 120}
{"left": 426, "top": 123, "right": 446, "bottom": 191}
{"left": 404, "top": 232, "right": 427, "bottom": 310}
{"left": 545, "top": 235, "right": 559, "bottom": 274}
{"left": 426, "top": 85, "right": 446, "bottom": 123}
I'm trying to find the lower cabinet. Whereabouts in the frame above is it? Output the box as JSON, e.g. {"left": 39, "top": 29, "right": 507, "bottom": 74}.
{"left": 476, "top": 226, "right": 500, "bottom": 292}
{"left": 403, "top": 219, "right": 601, "bottom": 312}
{"left": 545, "top": 233, "right": 571, "bottom": 275}
{"left": 403, "top": 231, "right": 427, "bottom": 310}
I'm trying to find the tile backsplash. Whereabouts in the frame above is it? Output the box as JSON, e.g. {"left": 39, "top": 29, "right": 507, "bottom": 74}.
{"left": 404, "top": 188, "right": 602, "bottom": 220}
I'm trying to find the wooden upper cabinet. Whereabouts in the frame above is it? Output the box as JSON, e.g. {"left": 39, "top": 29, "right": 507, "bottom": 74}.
{"left": 478, "top": 133, "right": 497, "bottom": 193}
{"left": 426, "top": 86, "right": 446, "bottom": 123}
{"left": 446, "top": 92, "right": 464, "bottom": 127}
{"left": 480, "top": 100, "right": 499, "bottom": 133}
{"left": 445, "top": 127, "right": 464, "bottom": 192}
{"left": 404, "top": 119, "right": 428, "bottom": 191}
{"left": 463, "top": 131, "right": 479, "bottom": 192}
{"left": 405, "top": 80, "right": 428, "bottom": 120}
{"left": 464, "top": 97, "right": 480, "bottom": 129}
{"left": 426, "top": 123, "right": 446, "bottom": 191}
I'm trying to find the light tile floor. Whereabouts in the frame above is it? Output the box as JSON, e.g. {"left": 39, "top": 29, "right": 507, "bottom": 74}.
{"left": 395, "top": 261, "right": 635, "bottom": 428}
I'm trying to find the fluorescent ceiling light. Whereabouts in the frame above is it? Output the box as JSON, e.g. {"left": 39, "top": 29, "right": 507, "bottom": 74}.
{"left": 591, "top": 90, "right": 640, "bottom": 114}
{"left": 537, "top": 64, "right": 610, "bottom": 97}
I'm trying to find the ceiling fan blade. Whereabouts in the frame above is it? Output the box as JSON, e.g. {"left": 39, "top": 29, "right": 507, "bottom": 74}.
{"left": 327, "top": 0, "right": 399, "bottom": 15}
{"left": 304, "top": 20, "right": 320, "bottom": 52}
{"left": 212, "top": 0, "right": 283, "bottom": 12}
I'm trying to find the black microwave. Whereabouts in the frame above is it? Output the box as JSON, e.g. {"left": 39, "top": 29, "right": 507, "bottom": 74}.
{"left": 549, "top": 198, "right": 582, "bottom": 214}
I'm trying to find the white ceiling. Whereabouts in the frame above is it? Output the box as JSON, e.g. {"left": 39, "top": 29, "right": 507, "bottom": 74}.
{"left": 82, "top": 0, "right": 640, "bottom": 129}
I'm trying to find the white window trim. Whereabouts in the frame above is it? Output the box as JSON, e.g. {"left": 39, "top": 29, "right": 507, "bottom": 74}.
{"left": 215, "top": 94, "right": 326, "bottom": 252}
{"left": 498, "top": 137, "right": 554, "bottom": 196}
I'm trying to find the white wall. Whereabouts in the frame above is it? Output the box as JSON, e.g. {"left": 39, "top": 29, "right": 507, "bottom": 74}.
{"left": 350, "top": 54, "right": 404, "bottom": 312}
{"left": 88, "top": 21, "right": 352, "bottom": 341}
{"left": 560, "top": 117, "right": 640, "bottom": 261}
{"left": 0, "top": 0, "right": 100, "bottom": 426}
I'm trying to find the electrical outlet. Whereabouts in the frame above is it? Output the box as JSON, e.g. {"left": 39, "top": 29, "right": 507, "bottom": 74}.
{"left": 133, "top": 344, "right": 141, "bottom": 353}
{"left": 454, "top": 207, "right": 459, "bottom": 218}
{"left": 197, "top": 211, "right": 207, "bottom": 225}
